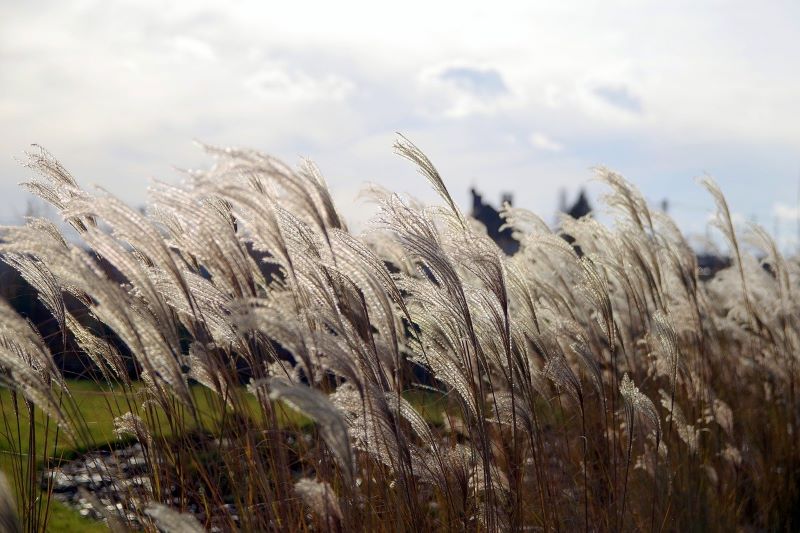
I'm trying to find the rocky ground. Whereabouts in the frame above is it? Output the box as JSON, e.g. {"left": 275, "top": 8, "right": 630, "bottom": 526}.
{"left": 42, "top": 444, "right": 240, "bottom": 531}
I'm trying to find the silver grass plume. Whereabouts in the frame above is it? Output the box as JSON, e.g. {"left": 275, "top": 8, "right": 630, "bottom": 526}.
{"left": 745, "top": 223, "right": 794, "bottom": 344}
{"left": 383, "top": 391, "right": 438, "bottom": 448}
{"left": 579, "top": 255, "right": 616, "bottom": 350}
{"left": 0, "top": 472, "right": 20, "bottom": 533}
{"left": 144, "top": 503, "right": 204, "bottom": 533}
{"left": 264, "top": 377, "right": 354, "bottom": 481}
{"left": 113, "top": 411, "right": 151, "bottom": 443}
{"left": 712, "top": 398, "right": 734, "bottom": 437}
{"left": 652, "top": 310, "right": 681, "bottom": 385}
{"left": 556, "top": 318, "right": 603, "bottom": 395}
{"left": 15, "top": 184, "right": 194, "bottom": 404}
{"left": 489, "top": 389, "right": 533, "bottom": 434}
{"left": 700, "top": 176, "right": 757, "bottom": 331}
{"left": 183, "top": 342, "right": 231, "bottom": 402}
{"left": 659, "top": 389, "right": 698, "bottom": 452}
{"left": 20, "top": 145, "right": 96, "bottom": 232}
{"left": 65, "top": 312, "right": 127, "bottom": 382}
{"left": 0, "top": 299, "right": 74, "bottom": 441}
{"left": 499, "top": 204, "right": 552, "bottom": 240}
{"left": 544, "top": 353, "right": 582, "bottom": 405}
{"left": 653, "top": 211, "right": 699, "bottom": 301}
{"left": 295, "top": 478, "right": 343, "bottom": 523}
{"left": 393, "top": 135, "right": 466, "bottom": 230}
{"left": 620, "top": 373, "right": 661, "bottom": 442}
{"left": 329, "top": 383, "right": 407, "bottom": 475}
{"left": 2, "top": 253, "right": 66, "bottom": 334}
{"left": 597, "top": 167, "right": 654, "bottom": 234}
{"left": 721, "top": 444, "right": 742, "bottom": 467}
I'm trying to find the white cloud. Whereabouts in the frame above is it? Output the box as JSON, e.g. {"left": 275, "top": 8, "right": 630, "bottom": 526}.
{"left": 417, "top": 63, "right": 514, "bottom": 118}
{"left": 774, "top": 203, "right": 800, "bottom": 221}
{"left": 591, "top": 84, "right": 642, "bottom": 114}
{"left": 529, "top": 133, "right": 563, "bottom": 152}
{"left": 171, "top": 36, "right": 217, "bottom": 62}
{"left": 245, "top": 64, "right": 354, "bottom": 102}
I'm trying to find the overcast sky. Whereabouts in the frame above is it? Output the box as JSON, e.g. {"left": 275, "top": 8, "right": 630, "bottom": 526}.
{"left": 2, "top": 1, "right": 799, "bottom": 248}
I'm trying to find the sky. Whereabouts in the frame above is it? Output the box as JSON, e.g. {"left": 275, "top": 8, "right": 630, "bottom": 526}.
{"left": 2, "top": 0, "right": 800, "bottom": 250}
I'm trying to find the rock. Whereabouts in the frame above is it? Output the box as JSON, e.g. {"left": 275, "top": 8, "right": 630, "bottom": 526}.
{"left": 41, "top": 443, "right": 243, "bottom": 529}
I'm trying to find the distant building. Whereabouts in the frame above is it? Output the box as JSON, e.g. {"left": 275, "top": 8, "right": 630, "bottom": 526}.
{"left": 560, "top": 188, "right": 593, "bottom": 220}
{"left": 468, "top": 185, "right": 738, "bottom": 284}
{"left": 696, "top": 253, "right": 731, "bottom": 280}
{"left": 470, "top": 188, "right": 519, "bottom": 255}
{"left": 470, "top": 187, "right": 595, "bottom": 256}
{"left": 559, "top": 188, "right": 593, "bottom": 255}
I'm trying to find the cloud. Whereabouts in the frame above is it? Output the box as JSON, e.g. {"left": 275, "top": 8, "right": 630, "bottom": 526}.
{"left": 245, "top": 64, "right": 354, "bottom": 102}
{"left": 529, "top": 133, "right": 563, "bottom": 152}
{"left": 592, "top": 84, "right": 643, "bottom": 114}
{"left": 437, "top": 67, "right": 508, "bottom": 98}
{"left": 774, "top": 203, "right": 800, "bottom": 221}
{"left": 171, "top": 36, "right": 217, "bottom": 62}
{"left": 417, "top": 63, "right": 513, "bottom": 118}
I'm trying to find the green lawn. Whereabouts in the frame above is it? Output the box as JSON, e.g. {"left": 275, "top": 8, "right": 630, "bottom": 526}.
{"left": 0, "top": 380, "right": 283, "bottom": 531}
{"left": 0, "top": 381, "right": 135, "bottom": 531}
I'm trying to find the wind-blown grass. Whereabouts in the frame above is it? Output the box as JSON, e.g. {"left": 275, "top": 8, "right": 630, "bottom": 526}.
{"left": 0, "top": 140, "right": 797, "bottom": 531}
